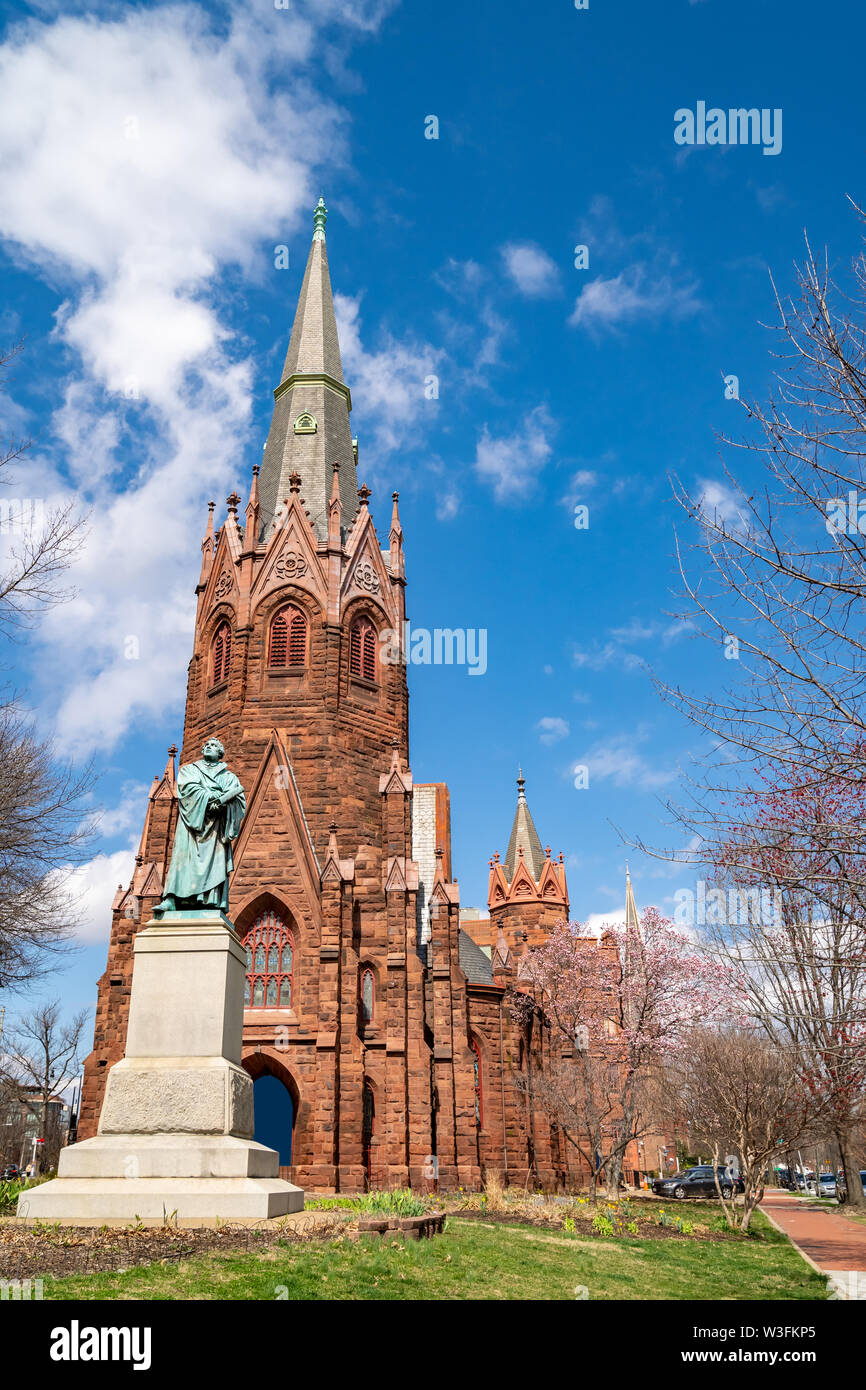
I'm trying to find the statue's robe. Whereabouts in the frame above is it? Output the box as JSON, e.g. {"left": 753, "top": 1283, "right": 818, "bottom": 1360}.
{"left": 161, "top": 759, "right": 246, "bottom": 912}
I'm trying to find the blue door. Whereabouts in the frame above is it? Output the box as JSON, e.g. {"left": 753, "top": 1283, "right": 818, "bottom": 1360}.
{"left": 253, "top": 1074, "right": 294, "bottom": 1165}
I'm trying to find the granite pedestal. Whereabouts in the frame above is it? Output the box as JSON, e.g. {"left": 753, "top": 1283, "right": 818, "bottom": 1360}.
{"left": 18, "top": 912, "right": 303, "bottom": 1222}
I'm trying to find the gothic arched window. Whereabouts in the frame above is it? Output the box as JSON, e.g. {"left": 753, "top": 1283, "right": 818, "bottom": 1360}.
{"left": 361, "top": 968, "right": 375, "bottom": 1024}
{"left": 470, "top": 1036, "right": 483, "bottom": 1128}
{"left": 268, "top": 605, "right": 307, "bottom": 669}
{"left": 349, "top": 617, "right": 377, "bottom": 683}
{"left": 211, "top": 621, "right": 232, "bottom": 686}
{"left": 244, "top": 909, "right": 294, "bottom": 1009}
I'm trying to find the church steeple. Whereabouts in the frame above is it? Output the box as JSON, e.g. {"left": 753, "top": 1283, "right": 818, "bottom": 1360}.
{"left": 503, "top": 769, "right": 546, "bottom": 880}
{"left": 258, "top": 196, "right": 358, "bottom": 540}
{"left": 625, "top": 863, "right": 640, "bottom": 931}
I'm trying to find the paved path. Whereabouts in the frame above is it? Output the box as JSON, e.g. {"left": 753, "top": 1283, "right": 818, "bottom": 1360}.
{"left": 761, "top": 1192, "right": 866, "bottom": 1299}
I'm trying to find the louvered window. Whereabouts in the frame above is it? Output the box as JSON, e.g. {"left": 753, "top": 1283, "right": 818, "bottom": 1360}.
{"left": 349, "top": 618, "right": 377, "bottom": 683}
{"left": 269, "top": 606, "right": 307, "bottom": 669}
{"left": 211, "top": 622, "right": 232, "bottom": 686}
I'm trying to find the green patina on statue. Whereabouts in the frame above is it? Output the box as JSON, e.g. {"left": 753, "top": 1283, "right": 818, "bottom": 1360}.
{"left": 154, "top": 737, "right": 246, "bottom": 916}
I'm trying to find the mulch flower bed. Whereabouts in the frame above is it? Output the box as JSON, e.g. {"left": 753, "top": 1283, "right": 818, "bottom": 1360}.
{"left": 0, "top": 1218, "right": 344, "bottom": 1282}
{"left": 447, "top": 1208, "right": 731, "bottom": 1241}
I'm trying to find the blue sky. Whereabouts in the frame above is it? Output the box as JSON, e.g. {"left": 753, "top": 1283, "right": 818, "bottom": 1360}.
{"left": 1, "top": 0, "right": 864, "bottom": 1030}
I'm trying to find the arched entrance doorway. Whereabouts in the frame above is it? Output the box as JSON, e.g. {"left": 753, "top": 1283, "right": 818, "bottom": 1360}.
{"left": 252, "top": 1073, "right": 294, "bottom": 1165}
{"left": 242, "top": 1050, "right": 299, "bottom": 1173}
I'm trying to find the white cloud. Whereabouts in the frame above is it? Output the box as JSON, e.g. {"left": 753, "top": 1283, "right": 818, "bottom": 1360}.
{"left": 335, "top": 292, "right": 444, "bottom": 459}
{"left": 695, "top": 476, "right": 752, "bottom": 533}
{"left": 63, "top": 850, "right": 136, "bottom": 944}
{"left": 583, "top": 907, "right": 626, "bottom": 937}
{"left": 92, "top": 781, "right": 152, "bottom": 842}
{"left": 475, "top": 405, "right": 554, "bottom": 503}
{"left": 572, "top": 641, "right": 643, "bottom": 672}
{"left": 436, "top": 491, "right": 460, "bottom": 522}
{"left": 569, "top": 265, "right": 702, "bottom": 330}
{"left": 576, "top": 731, "right": 677, "bottom": 790}
{"left": 0, "top": 5, "right": 385, "bottom": 755}
{"left": 536, "top": 716, "right": 569, "bottom": 744}
{"left": 501, "top": 242, "right": 560, "bottom": 298}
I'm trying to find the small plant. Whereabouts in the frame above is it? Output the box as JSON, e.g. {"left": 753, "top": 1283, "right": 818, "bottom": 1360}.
{"left": 308, "top": 1189, "right": 430, "bottom": 1217}
{"left": 563, "top": 1216, "right": 576, "bottom": 1233}
{"left": 591, "top": 1211, "right": 614, "bottom": 1236}
{"left": 656, "top": 1207, "right": 693, "bottom": 1234}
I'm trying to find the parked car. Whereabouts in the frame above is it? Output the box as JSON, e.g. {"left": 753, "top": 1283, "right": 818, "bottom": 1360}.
{"left": 817, "top": 1173, "right": 837, "bottom": 1199}
{"left": 1, "top": 1164, "right": 20, "bottom": 1181}
{"left": 836, "top": 1171, "right": 866, "bottom": 1203}
{"left": 652, "top": 1165, "right": 737, "bottom": 1199}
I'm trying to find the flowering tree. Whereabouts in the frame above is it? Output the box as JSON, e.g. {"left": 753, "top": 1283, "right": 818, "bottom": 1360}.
{"left": 518, "top": 908, "right": 738, "bottom": 1197}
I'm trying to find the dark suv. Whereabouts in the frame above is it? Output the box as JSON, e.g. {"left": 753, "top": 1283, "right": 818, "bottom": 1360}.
{"left": 652, "top": 1165, "right": 738, "bottom": 1199}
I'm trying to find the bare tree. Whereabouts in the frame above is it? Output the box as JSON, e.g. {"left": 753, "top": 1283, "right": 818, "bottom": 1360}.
{"left": 666, "top": 1026, "right": 820, "bottom": 1232}
{"left": 514, "top": 1045, "right": 660, "bottom": 1199}
{"left": 1, "top": 1001, "right": 88, "bottom": 1172}
{"left": 0, "top": 341, "right": 93, "bottom": 989}
{"left": 629, "top": 210, "right": 866, "bottom": 1205}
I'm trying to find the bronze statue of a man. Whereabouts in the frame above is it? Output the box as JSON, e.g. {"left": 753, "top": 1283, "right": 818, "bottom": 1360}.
{"left": 155, "top": 737, "right": 246, "bottom": 916}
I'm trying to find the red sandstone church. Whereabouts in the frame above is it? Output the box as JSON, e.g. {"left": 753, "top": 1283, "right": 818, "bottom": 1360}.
{"left": 79, "top": 199, "right": 629, "bottom": 1192}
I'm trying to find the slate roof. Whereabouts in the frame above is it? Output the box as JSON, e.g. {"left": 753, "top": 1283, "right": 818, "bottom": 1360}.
{"left": 458, "top": 929, "right": 494, "bottom": 985}
{"left": 503, "top": 773, "right": 546, "bottom": 880}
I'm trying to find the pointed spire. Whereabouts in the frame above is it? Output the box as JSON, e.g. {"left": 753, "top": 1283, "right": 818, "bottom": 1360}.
{"left": 280, "top": 199, "right": 342, "bottom": 383}
{"left": 327, "top": 819, "right": 339, "bottom": 860}
{"left": 246, "top": 464, "right": 260, "bottom": 531}
{"left": 503, "top": 770, "right": 545, "bottom": 880}
{"left": 198, "top": 500, "right": 216, "bottom": 587}
{"left": 258, "top": 195, "right": 357, "bottom": 538}
{"left": 433, "top": 845, "right": 445, "bottom": 887}
{"left": 328, "top": 460, "right": 342, "bottom": 548}
{"left": 164, "top": 744, "right": 177, "bottom": 784}
{"left": 389, "top": 490, "right": 404, "bottom": 577}
{"left": 625, "top": 863, "right": 640, "bottom": 932}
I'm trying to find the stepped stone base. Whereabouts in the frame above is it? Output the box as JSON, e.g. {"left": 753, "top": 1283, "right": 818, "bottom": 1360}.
{"left": 15, "top": 911, "right": 304, "bottom": 1224}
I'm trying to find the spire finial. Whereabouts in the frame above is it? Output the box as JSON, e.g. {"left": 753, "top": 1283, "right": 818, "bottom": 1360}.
{"left": 517, "top": 768, "right": 526, "bottom": 803}
{"left": 313, "top": 196, "right": 327, "bottom": 242}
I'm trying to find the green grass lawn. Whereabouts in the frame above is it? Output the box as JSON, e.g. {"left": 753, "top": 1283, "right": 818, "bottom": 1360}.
{"left": 41, "top": 1211, "right": 827, "bottom": 1302}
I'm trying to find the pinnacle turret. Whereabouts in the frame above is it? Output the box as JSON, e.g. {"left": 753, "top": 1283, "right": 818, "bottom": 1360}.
{"left": 503, "top": 770, "right": 546, "bottom": 880}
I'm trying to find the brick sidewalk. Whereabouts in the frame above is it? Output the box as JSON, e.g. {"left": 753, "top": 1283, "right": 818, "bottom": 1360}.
{"left": 761, "top": 1192, "right": 866, "bottom": 1298}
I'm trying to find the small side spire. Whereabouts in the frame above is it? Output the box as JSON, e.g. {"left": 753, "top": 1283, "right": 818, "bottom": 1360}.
{"left": 245, "top": 464, "right": 260, "bottom": 539}
{"left": 198, "top": 500, "right": 216, "bottom": 588}
{"left": 389, "top": 490, "right": 404, "bottom": 577}
{"left": 328, "top": 460, "right": 342, "bottom": 548}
